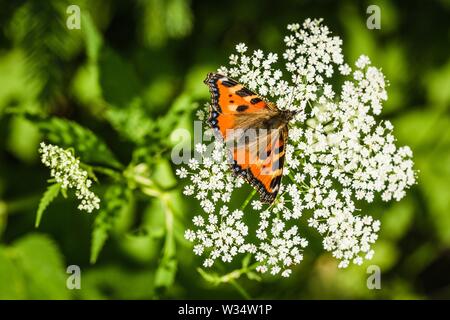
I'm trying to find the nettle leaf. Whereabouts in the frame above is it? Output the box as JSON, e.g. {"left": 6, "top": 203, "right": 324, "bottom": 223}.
{"left": 90, "top": 184, "right": 132, "bottom": 263}
{"left": 35, "top": 183, "right": 60, "bottom": 227}
{"left": 9, "top": 233, "right": 71, "bottom": 299}
{"left": 25, "top": 113, "right": 122, "bottom": 168}
{"left": 106, "top": 99, "right": 156, "bottom": 144}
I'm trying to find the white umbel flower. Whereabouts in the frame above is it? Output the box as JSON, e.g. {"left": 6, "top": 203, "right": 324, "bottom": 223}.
{"left": 179, "top": 19, "right": 416, "bottom": 277}
{"left": 39, "top": 142, "right": 100, "bottom": 213}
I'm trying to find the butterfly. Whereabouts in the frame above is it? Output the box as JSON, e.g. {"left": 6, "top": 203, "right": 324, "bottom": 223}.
{"left": 204, "top": 72, "right": 298, "bottom": 204}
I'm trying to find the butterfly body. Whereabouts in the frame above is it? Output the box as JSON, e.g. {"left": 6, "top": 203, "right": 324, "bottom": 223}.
{"left": 204, "top": 72, "right": 296, "bottom": 204}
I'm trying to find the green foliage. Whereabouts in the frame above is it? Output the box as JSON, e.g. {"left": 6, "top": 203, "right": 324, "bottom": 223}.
{"left": 91, "top": 184, "right": 132, "bottom": 263}
{"left": 78, "top": 265, "right": 155, "bottom": 299}
{"left": 138, "top": 0, "right": 193, "bottom": 48}
{"left": 8, "top": 0, "right": 82, "bottom": 104}
{"left": 0, "top": 0, "right": 449, "bottom": 300}
{"left": 35, "top": 183, "right": 60, "bottom": 228}
{"left": 0, "top": 234, "right": 70, "bottom": 299}
{"left": 24, "top": 113, "right": 122, "bottom": 169}
{"left": 98, "top": 47, "right": 141, "bottom": 107}
{"left": 106, "top": 99, "right": 156, "bottom": 145}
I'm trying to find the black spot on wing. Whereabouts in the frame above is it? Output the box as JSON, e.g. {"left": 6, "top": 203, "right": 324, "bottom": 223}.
{"left": 221, "top": 79, "right": 238, "bottom": 87}
{"left": 250, "top": 97, "right": 262, "bottom": 104}
{"left": 235, "top": 87, "right": 254, "bottom": 97}
{"left": 236, "top": 105, "right": 249, "bottom": 112}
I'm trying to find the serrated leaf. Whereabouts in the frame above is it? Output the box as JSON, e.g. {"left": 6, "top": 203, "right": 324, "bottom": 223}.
{"left": 90, "top": 184, "right": 132, "bottom": 263}
{"left": 106, "top": 99, "right": 156, "bottom": 144}
{"left": 25, "top": 113, "right": 122, "bottom": 168}
{"left": 35, "top": 183, "right": 60, "bottom": 227}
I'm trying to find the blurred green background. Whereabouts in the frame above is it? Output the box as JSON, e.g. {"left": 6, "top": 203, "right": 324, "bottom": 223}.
{"left": 0, "top": 0, "right": 449, "bottom": 299}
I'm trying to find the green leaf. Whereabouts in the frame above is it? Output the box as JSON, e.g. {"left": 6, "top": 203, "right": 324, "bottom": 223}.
{"left": 7, "top": 116, "right": 41, "bottom": 164}
{"left": 106, "top": 99, "right": 156, "bottom": 144}
{"left": 35, "top": 183, "right": 60, "bottom": 227}
{"left": 166, "top": 0, "right": 193, "bottom": 38}
{"left": 155, "top": 258, "right": 177, "bottom": 289}
{"left": 120, "top": 199, "right": 165, "bottom": 263}
{"left": 90, "top": 184, "right": 132, "bottom": 263}
{"left": 380, "top": 198, "right": 414, "bottom": 241}
{"left": 98, "top": 46, "right": 141, "bottom": 106}
{"left": 0, "top": 247, "right": 24, "bottom": 299}
{"left": 9, "top": 234, "right": 71, "bottom": 299}
{"left": 425, "top": 60, "right": 450, "bottom": 107}
{"left": 79, "top": 265, "right": 155, "bottom": 299}
{"left": 155, "top": 232, "right": 177, "bottom": 289}
{"left": 82, "top": 12, "right": 103, "bottom": 63}
{"left": 25, "top": 113, "right": 122, "bottom": 168}
{"left": 9, "top": 1, "right": 82, "bottom": 103}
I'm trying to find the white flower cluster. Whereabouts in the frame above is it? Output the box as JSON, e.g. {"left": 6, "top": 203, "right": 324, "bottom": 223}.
{"left": 39, "top": 142, "right": 100, "bottom": 213}
{"left": 184, "top": 208, "right": 256, "bottom": 267}
{"left": 178, "top": 19, "right": 416, "bottom": 276}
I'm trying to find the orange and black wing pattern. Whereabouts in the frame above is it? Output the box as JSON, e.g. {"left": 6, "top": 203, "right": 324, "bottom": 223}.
{"left": 204, "top": 72, "right": 287, "bottom": 203}
{"left": 204, "top": 72, "right": 275, "bottom": 139}
{"left": 231, "top": 126, "right": 287, "bottom": 203}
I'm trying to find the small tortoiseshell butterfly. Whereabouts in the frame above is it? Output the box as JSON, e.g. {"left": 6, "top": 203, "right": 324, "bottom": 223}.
{"left": 204, "top": 72, "right": 298, "bottom": 204}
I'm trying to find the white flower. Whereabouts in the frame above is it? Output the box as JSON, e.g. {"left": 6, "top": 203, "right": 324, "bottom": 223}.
{"left": 178, "top": 19, "right": 416, "bottom": 278}
{"left": 236, "top": 43, "right": 247, "bottom": 53}
{"left": 355, "top": 55, "right": 371, "bottom": 69}
{"left": 39, "top": 142, "right": 100, "bottom": 213}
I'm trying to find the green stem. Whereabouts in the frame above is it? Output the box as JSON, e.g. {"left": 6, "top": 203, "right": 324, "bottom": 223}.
{"left": 229, "top": 279, "right": 252, "bottom": 300}
{"left": 3, "top": 195, "right": 41, "bottom": 214}
{"left": 161, "top": 193, "right": 175, "bottom": 258}
{"left": 241, "top": 189, "right": 257, "bottom": 211}
{"left": 214, "top": 262, "right": 259, "bottom": 284}
{"left": 91, "top": 165, "right": 123, "bottom": 181}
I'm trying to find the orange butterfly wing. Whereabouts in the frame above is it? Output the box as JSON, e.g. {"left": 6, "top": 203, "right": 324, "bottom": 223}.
{"left": 204, "top": 73, "right": 275, "bottom": 139}
{"left": 204, "top": 72, "right": 286, "bottom": 203}
{"left": 232, "top": 126, "right": 287, "bottom": 203}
